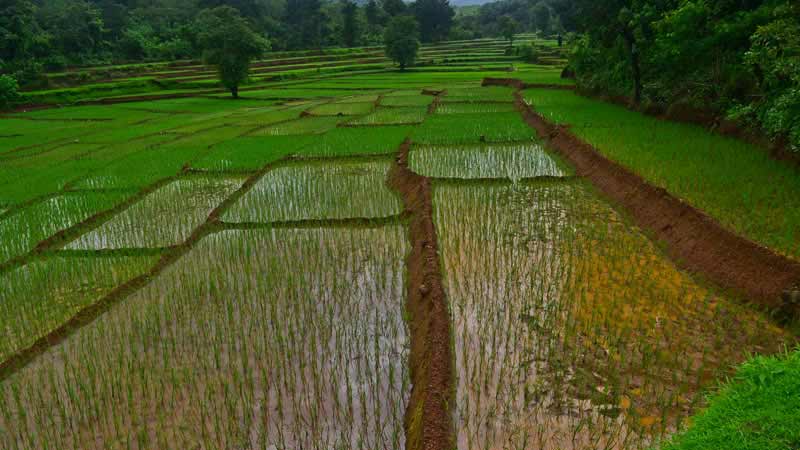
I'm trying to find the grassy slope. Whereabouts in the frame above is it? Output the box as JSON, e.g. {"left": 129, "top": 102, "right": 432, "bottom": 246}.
{"left": 524, "top": 88, "right": 800, "bottom": 260}
{"left": 659, "top": 349, "right": 800, "bottom": 450}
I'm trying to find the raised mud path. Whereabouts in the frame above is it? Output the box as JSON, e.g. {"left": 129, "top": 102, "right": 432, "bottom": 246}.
{"left": 388, "top": 138, "right": 455, "bottom": 450}
{"left": 487, "top": 78, "right": 800, "bottom": 319}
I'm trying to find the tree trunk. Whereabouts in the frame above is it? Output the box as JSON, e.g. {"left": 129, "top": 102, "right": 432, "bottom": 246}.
{"left": 231, "top": 85, "right": 239, "bottom": 99}
{"left": 623, "top": 31, "right": 642, "bottom": 105}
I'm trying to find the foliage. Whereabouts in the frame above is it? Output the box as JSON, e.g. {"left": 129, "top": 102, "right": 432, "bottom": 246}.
{"left": 384, "top": 15, "right": 420, "bottom": 70}
{"left": 568, "top": 0, "right": 800, "bottom": 150}
{"left": 659, "top": 349, "right": 800, "bottom": 450}
{"left": 0, "top": 75, "right": 20, "bottom": 109}
{"left": 498, "top": 15, "right": 519, "bottom": 45}
{"left": 195, "top": 6, "right": 269, "bottom": 98}
{"left": 412, "top": 0, "right": 455, "bottom": 43}
{"left": 340, "top": 0, "right": 361, "bottom": 47}
{"left": 517, "top": 43, "right": 539, "bottom": 63}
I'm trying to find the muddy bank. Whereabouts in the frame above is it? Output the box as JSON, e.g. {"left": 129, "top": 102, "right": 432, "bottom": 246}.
{"left": 507, "top": 87, "right": 800, "bottom": 318}
{"left": 388, "top": 138, "right": 454, "bottom": 450}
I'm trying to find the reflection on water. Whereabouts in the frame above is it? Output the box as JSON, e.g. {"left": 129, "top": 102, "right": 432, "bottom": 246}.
{"left": 1, "top": 227, "right": 410, "bottom": 450}
{"left": 434, "top": 180, "right": 794, "bottom": 450}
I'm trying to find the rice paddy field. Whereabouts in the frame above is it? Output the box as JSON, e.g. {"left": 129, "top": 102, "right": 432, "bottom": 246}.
{"left": 1, "top": 37, "right": 797, "bottom": 450}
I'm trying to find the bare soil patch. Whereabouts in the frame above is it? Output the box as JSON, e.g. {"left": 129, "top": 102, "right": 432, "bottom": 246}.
{"left": 388, "top": 138, "right": 455, "bottom": 450}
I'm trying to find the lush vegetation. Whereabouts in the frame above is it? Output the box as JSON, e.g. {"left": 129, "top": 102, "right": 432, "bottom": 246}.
{"left": 659, "top": 348, "right": 800, "bottom": 450}
{"left": 566, "top": 0, "right": 800, "bottom": 151}
{"left": 525, "top": 88, "right": 800, "bottom": 259}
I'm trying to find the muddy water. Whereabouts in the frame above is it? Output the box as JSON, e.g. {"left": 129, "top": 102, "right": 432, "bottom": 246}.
{"left": 409, "top": 143, "right": 571, "bottom": 180}
{"left": 67, "top": 177, "right": 245, "bottom": 249}
{"left": 223, "top": 160, "right": 403, "bottom": 223}
{"left": 0, "top": 227, "right": 409, "bottom": 450}
{"left": 433, "top": 180, "right": 795, "bottom": 450}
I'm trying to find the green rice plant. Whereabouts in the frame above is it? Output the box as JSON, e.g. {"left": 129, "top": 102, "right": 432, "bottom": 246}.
{"left": 223, "top": 160, "right": 402, "bottom": 222}
{"left": 118, "top": 97, "right": 271, "bottom": 114}
{"left": 412, "top": 112, "right": 534, "bottom": 145}
{"left": 307, "top": 102, "right": 375, "bottom": 116}
{"left": 434, "top": 180, "right": 793, "bottom": 450}
{"left": 0, "top": 253, "right": 157, "bottom": 362}
{"left": 220, "top": 105, "right": 303, "bottom": 127}
{"left": 379, "top": 96, "right": 433, "bottom": 107}
{"left": 444, "top": 86, "right": 513, "bottom": 102}
{"left": 0, "top": 118, "right": 105, "bottom": 154}
{"left": 334, "top": 94, "right": 382, "bottom": 103}
{"left": 297, "top": 126, "right": 412, "bottom": 157}
{"left": 524, "top": 88, "right": 800, "bottom": 259}
{"left": 434, "top": 102, "right": 517, "bottom": 114}
{"left": 0, "top": 191, "right": 131, "bottom": 263}
{"left": 348, "top": 107, "right": 427, "bottom": 126}
{"left": 72, "top": 126, "right": 255, "bottom": 190}
{"left": 408, "top": 142, "right": 571, "bottom": 179}
{"left": 67, "top": 177, "right": 244, "bottom": 249}
{"left": 192, "top": 135, "right": 313, "bottom": 171}
{"left": 251, "top": 116, "right": 343, "bottom": 136}
{"left": 0, "top": 226, "right": 410, "bottom": 449}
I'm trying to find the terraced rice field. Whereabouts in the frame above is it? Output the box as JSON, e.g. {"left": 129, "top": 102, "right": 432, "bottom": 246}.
{"left": 1, "top": 38, "right": 795, "bottom": 450}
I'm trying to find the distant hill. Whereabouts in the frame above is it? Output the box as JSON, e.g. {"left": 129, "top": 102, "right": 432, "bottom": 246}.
{"left": 451, "top": 0, "right": 496, "bottom": 6}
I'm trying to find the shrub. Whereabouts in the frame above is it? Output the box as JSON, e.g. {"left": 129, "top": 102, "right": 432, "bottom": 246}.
{"left": 518, "top": 44, "right": 538, "bottom": 64}
{"left": 0, "top": 75, "right": 20, "bottom": 109}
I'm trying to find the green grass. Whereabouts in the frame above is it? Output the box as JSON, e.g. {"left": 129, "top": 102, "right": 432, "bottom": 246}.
{"left": 524, "top": 88, "right": 800, "bottom": 259}
{"left": 658, "top": 349, "right": 800, "bottom": 450}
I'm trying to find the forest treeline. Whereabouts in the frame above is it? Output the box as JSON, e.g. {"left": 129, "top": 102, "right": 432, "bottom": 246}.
{"left": 0, "top": 0, "right": 566, "bottom": 79}
{"left": 565, "top": 0, "right": 799, "bottom": 151}
{"left": 1, "top": 0, "right": 797, "bottom": 149}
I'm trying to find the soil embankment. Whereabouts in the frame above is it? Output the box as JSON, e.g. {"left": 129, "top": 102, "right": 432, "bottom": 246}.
{"left": 388, "top": 138, "right": 455, "bottom": 450}
{"left": 489, "top": 79, "right": 800, "bottom": 318}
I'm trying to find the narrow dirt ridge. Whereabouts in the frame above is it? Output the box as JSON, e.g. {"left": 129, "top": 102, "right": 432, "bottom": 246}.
{"left": 495, "top": 80, "right": 800, "bottom": 318}
{"left": 388, "top": 138, "right": 455, "bottom": 450}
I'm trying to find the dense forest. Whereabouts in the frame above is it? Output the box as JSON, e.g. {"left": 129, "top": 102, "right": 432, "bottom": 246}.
{"left": 0, "top": 0, "right": 797, "bottom": 148}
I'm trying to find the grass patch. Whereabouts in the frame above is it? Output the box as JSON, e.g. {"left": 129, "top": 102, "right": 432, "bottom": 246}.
{"left": 658, "top": 349, "right": 800, "bottom": 450}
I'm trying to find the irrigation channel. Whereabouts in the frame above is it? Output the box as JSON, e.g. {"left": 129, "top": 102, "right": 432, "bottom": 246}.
{"left": 1, "top": 86, "right": 797, "bottom": 450}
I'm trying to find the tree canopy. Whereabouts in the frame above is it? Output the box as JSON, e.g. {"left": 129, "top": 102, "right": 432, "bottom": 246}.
{"left": 195, "top": 5, "right": 268, "bottom": 98}
{"left": 384, "top": 15, "right": 420, "bottom": 70}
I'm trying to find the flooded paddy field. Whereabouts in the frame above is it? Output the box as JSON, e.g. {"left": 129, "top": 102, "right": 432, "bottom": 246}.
{"left": 433, "top": 178, "right": 793, "bottom": 449}
{"left": 0, "top": 226, "right": 410, "bottom": 449}
{"left": 1, "top": 63, "right": 796, "bottom": 450}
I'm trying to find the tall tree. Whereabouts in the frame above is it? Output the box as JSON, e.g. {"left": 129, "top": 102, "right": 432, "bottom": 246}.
{"left": 382, "top": 0, "right": 406, "bottom": 17}
{"left": 385, "top": 15, "right": 419, "bottom": 70}
{"left": 0, "top": 0, "right": 48, "bottom": 70}
{"left": 39, "top": 0, "right": 105, "bottom": 62}
{"left": 365, "top": 0, "right": 384, "bottom": 27}
{"left": 498, "top": 15, "right": 518, "bottom": 46}
{"left": 412, "top": 0, "right": 454, "bottom": 43}
{"left": 340, "top": 0, "right": 360, "bottom": 47}
{"left": 195, "top": 6, "right": 268, "bottom": 98}
{"left": 284, "top": 0, "right": 324, "bottom": 49}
